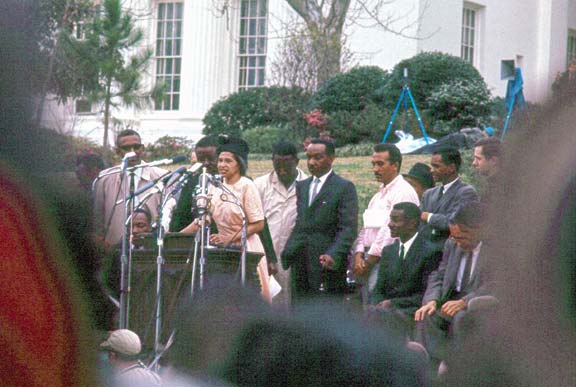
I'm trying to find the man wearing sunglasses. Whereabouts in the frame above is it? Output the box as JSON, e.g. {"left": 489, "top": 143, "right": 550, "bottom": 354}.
{"left": 93, "top": 129, "right": 167, "bottom": 246}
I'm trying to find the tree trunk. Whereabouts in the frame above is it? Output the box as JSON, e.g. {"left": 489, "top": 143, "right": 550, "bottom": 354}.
{"left": 308, "top": 23, "right": 343, "bottom": 86}
{"left": 285, "top": 0, "right": 351, "bottom": 87}
{"left": 103, "top": 77, "right": 112, "bottom": 149}
{"left": 34, "top": 0, "right": 74, "bottom": 128}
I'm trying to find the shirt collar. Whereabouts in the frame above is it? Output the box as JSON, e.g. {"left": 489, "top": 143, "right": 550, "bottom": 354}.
{"left": 400, "top": 231, "right": 418, "bottom": 256}
{"left": 380, "top": 174, "right": 403, "bottom": 192}
{"left": 442, "top": 177, "right": 460, "bottom": 193}
{"left": 472, "top": 240, "right": 482, "bottom": 255}
{"left": 271, "top": 168, "right": 305, "bottom": 185}
{"left": 314, "top": 169, "right": 333, "bottom": 184}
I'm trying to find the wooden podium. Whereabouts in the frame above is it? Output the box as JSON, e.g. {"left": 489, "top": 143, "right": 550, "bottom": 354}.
{"left": 126, "top": 233, "right": 263, "bottom": 348}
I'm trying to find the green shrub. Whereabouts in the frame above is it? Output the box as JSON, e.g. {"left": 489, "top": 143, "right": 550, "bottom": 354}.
{"left": 202, "top": 86, "right": 310, "bottom": 138}
{"left": 380, "top": 52, "right": 485, "bottom": 112}
{"left": 145, "top": 135, "right": 193, "bottom": 161}
{"left": 310, "top": 66, "right": 389, "bottom": 113}
{"left": 241, "top": 126, "right": 293, "bottom": 155}
{"left": 335, "top": 142, "right": 375, "bottom": 157}
{"left": 459, "top": 148, "right": 483, "bottom": 189}
{"left": 325, "top": 102, "right": 390, "bottom": 146}
{"left": 485, "top": 97, "right": 507, "bottom": 132}
{"left": 426, "top": 79, "right": 492, "bottom": 135}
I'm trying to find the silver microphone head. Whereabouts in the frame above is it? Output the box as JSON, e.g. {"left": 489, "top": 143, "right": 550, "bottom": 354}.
{"left": 210, "top": 174, "right": 223, "bottom": 186}
{"left": 187, "top": 162, "right": 203, "bottom": 175}
{"left": 122, "top": 151, "right": 137, "bottom": 161}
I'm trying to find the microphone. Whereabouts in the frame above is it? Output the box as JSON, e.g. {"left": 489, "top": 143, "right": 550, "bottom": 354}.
{"left": 122, "top": 151, "right": 137, "bottom": 161}
{"left": 164, "top": 166, "right": 188, "bottom": 185}
{"left": 167, "top": 163, "right": 205, "bottom": 196}
{"left": 121, "top": 165, "right": 187, "bottom": 203}
{"left": 129, "top": 155, "right": 188, "bottom": 170}
{"left": 160, "top": 197, "right": 177, "bottom": 231}
{"left": 121, "top": 151, "right": 137, "bottom": 172}
{"left": 196, "top": 168, "right": 210, "bottom": 216}
{"left": 128, "top": 179, "right": 165, "bottom": 200}
{"left": 187, "top": 162, "right": 203, "bottom": 175}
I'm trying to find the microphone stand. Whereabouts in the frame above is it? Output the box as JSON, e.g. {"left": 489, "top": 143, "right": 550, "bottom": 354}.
{"left": 210, "top": 177, "right": 248, "bottom": 286}
{"left": 145, "top": 167, "right": 190, "bottom": 372}
{"left": 152, "top": 186, "right": 170, "bottom": 370}
{"left": 191, "top": 168, "right": 211, "bottom": 297}
{"left": 119, "top": 158, "right": 136, "bottom": 329}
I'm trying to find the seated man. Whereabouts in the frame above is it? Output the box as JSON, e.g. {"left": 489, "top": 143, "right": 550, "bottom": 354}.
{"left": 414, "top": 201, "right": 492, "bottom": 364}
{"left": 100, "top": 206, "right": 154, "bottom": 311}
{"left": 100, "top": 329, "right": 161, "bottom": 386}
{"left": 369, "top": 202, "right": 443, "bottom": 327}
{"left": 131, "top": 207, "right": 153, "bottom": 249}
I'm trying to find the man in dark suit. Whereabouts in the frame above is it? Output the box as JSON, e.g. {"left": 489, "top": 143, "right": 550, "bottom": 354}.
{"left": 169, "top": 134, "right": 220, "bottom": 231}
{"left": 414, "top": 202, "right": 492, "bottom": 363}
{"left": 282, "top": 138, "right": 358, "bottom": 303}
{"left": 370, "top": 202, "right": 442, "bottom": 320}
{"left": 419, "top": 147, "right": 479, "bottom": 246}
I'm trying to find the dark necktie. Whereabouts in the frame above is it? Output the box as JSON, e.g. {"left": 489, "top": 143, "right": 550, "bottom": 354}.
{"left": 438, "top": 185, "right": 445, "bottom": 199}
{"left": 309, "top": 178, "right": 320, "bottom": 206}
{"left": 460, "top": 252, "right": 473, "bottom": 291}
{"left": 399, "top": 243, "right": 408, "bottom": 279}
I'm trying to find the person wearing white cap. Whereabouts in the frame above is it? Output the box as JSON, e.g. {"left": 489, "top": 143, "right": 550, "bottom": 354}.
{"left": 100, "top": 329, "right": 161, "bottom": 386}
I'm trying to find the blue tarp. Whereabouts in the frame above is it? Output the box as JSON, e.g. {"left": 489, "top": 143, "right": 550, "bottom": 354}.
{"left": 505, "top": 68, "right": 527, "bottom": 109}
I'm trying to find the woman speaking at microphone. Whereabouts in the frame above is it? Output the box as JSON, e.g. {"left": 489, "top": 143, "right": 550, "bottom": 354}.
{"left": 181, "top": 137, "right": 270, "bottom": 295}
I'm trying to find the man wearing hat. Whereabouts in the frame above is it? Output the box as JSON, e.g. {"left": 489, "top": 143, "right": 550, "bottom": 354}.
{"left": 403, "top": 163, "right": 434, "bottom": 200}
{"left": 352, "top": 144, "right": 419, "bottom": 305}
{"left": 100, "top": 329, "right": 161, "bottom": 386}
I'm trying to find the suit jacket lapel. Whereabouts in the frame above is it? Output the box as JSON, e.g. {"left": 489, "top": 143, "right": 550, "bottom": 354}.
{"left": 447, "top": 247, "right": 464, "bottom": 289}
{"left": 388, "top": 240, "right": 403, "bottom": 278}
{"left": 431, "top": 186, "right": 444, "bottom": 212}
{"left": 298, "top": 177, "right": 312, "bottom": 215}
{"left": 403, "top": 234, "right": 423, "bottom": 270}
{"left": 468, "top": 243, "right": 484, "bottom": 288}
{"left": 440, "top": 179, "right": 461, "bottom": 207}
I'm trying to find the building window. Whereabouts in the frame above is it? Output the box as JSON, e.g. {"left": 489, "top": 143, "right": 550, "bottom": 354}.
{"left": 238, "top": 0, "right": 268, "bottom": 90}
{"left": 75, "top": 84, "right": 93, "bottom": 114}
{"left": 155, "top": 2, "right": 183, "bottom": 111}
{"left": 461, "top": 5, "right": 477, "bottom": 65}
{"left": 567, "top": 29, "right": 576, "bottom": 68}
{"left": 73, "top": 21, "right": 86, "bottom": 40}
{"left": 75, "top": 99, "right": 93, "bottom": 114}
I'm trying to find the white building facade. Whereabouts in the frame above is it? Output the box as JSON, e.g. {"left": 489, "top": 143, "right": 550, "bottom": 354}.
{"left": 41, "top": 0, "right": 576, "bottom": 145}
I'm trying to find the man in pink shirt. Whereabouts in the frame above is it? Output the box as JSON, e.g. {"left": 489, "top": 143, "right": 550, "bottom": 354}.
{"left": 353, "top": 144, "right": 419, "bottom": 305}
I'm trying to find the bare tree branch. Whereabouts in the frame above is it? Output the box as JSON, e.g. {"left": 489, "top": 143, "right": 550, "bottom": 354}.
{"left": 352, "top": 0, "right": 439, "bottom": 39}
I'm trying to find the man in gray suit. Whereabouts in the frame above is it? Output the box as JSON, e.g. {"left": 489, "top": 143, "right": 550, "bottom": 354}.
{"left": 419, "top": 147, "right": 479, "bottom": 246}
{"left": 414, "top": 202, "right": 491, "bottom": 364}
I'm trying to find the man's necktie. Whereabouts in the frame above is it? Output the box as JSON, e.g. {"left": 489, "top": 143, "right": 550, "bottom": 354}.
{"left": 398, "top": 243, "right": 408, "bottom": 278}
{"left": 438, "top": 185, "right": 445, "bottom": 199}
{"left": 460, "top": 252, "right": 473, "bottom": 291}
{"left": 309, "top": 178, "right": 320, "bottom": 206}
